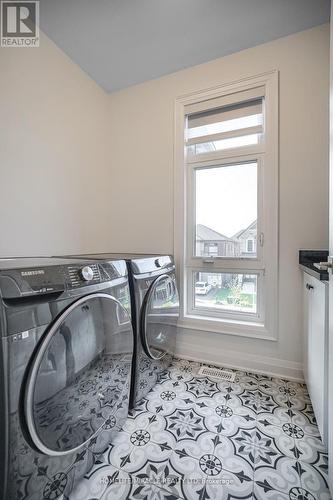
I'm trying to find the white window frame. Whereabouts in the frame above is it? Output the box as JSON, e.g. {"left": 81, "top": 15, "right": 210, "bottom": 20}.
{"left": 187, "top": 155, "right": 263, "bottom": 322}
{"left": 174, "top": 71, "right": 279, "bottom": 341}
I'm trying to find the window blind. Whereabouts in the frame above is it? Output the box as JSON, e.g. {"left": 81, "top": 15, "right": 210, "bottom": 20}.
{"left": 186, "top": 88, "right": 265, "bottom": 155}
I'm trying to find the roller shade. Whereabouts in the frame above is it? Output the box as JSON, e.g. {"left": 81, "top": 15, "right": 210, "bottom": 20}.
{"left": 186, "top": 88, "right": 265, "bottom": 155}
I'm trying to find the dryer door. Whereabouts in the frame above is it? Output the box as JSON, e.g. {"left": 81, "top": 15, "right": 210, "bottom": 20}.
{"left": 140, "top": 273, "right": 179, "bottom": 360}
{"left": 24, "top": 293, "right": 133, "bottom": 456}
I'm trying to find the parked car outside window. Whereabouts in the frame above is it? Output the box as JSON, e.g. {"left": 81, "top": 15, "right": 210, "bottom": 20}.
{"left": 195, "top": 281, "right": 212, "bottom": 295}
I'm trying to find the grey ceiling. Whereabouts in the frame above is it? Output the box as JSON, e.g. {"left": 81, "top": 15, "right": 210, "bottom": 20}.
{"left": 40, "top": 0, "right": 330, "bottom": 93}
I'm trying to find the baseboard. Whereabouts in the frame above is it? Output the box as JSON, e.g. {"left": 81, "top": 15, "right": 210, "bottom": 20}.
{"left": 175, "top": 333, "right": 304, "bottom": 383}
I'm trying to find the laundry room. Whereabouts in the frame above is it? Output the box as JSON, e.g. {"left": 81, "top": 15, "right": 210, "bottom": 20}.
{"left": 0, "top": 1, "right": 332, "bottom": 499}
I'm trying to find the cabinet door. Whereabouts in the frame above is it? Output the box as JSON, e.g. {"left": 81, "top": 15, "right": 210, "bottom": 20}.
{"left": 302, "top": 274, "right": 310, "bottom": 387}
{"left": 305, "top": 275, "right": 328, "bottom": 444}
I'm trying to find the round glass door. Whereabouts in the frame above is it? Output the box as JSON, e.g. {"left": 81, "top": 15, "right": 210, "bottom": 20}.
{"left": 24, "top": 293, "right": 133, "bottom": 456}
{"left": 140, "top": 274, "right": 179, "bottom": 360}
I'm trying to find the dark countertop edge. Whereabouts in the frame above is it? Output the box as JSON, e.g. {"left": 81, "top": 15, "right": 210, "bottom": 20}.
{"left": 299, "top": 263, "right": 329, "bottom": 282}
{"left": 299, "top": 250, "right": 329, "bottom": 281}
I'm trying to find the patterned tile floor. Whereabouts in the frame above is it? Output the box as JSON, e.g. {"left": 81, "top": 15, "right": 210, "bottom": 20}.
{"left": 69, "top": 358, "right": 330, "bottom": 500}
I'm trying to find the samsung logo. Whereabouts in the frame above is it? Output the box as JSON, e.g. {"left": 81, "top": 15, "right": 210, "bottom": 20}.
{"left": 21, "top": 270, "right": 45, "bottom": 276}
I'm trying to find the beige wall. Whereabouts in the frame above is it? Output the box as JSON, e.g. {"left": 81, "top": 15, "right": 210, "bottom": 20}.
{"left": 0, "top": 32, "right": 112, "bottom": 257}
{"left": 107, "top": 24, "right": 330, "bottom": 378}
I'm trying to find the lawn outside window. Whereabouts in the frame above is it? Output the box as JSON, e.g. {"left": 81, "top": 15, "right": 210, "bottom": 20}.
{"left": 174, "top": 71, "right": 279, "bottom": 340}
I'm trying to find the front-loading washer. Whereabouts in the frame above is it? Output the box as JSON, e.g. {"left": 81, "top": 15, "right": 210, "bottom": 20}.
{"left": 128, "top": 254, "right": 179, "bottom": 407}
{"left": 56, "top": 253, "right": 179, "bottom": 408}
{"left": 0, "top": 257, "right": 133, "bottom": 500}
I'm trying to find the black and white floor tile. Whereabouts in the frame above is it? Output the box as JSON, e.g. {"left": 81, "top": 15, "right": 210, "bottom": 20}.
{"left": 68, "top": 358, "right": 331, "bottom": 500}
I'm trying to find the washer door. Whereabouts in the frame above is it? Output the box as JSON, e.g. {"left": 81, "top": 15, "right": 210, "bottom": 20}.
{"left": 140, "top": 274, "right": 179, "bottom": 360}
{"left": 24, "top": 293, "right": 132, "bottom": 456}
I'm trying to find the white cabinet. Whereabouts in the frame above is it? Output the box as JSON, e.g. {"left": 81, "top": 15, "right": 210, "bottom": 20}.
{"left": 303, "top": 273, "right": 328, "bottom": 445}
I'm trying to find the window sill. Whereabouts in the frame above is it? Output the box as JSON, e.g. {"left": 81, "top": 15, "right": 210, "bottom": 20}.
{"left": 178, "top": 314, "right": 277, "bottom": 341}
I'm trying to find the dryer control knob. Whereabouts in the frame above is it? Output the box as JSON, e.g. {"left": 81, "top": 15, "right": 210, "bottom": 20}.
{"left": 80, "top": 266, "right": 94, "bottom": 282}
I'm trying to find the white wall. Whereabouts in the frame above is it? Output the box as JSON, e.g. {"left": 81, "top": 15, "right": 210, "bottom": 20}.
{"left": 0, "top": 32, "right": 112, "bottom": 257}
{"left": 107, "top": 24, "right": 330, "bottom": 380}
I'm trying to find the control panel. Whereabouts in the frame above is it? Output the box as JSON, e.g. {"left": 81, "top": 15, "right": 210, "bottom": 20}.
{"left": 67, "top": 264, "right": 101, "bottom": 288}
{"left": 0, "top": 267, "right": 65, "bottom": 298}
{"left": 0, "top": 259, "right": 127, "bottom": 298}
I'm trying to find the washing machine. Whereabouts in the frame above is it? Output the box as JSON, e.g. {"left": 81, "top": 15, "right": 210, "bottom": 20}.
{"left": 0, "top": 257, "right": 133, "bottom": 500}
{"left": 57, "top": 254, "right": 179, "bottom": 408}
{"left": 127, "top": 254, "right": 179, "bottom": 407}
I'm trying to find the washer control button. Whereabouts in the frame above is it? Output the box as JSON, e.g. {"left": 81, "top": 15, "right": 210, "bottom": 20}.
{"left": 80, "top": 266, "right": 94, "bottom": 282}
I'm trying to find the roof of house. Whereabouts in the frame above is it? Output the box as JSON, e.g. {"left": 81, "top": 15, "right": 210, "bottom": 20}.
{"left": 196, "top": 224, "right": 233, "bottom": 242}
{"left": 233, "top": 220, "right": 257, "bottom": 239}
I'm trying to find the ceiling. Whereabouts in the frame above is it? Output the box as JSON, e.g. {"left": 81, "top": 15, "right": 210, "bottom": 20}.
{"left": 40, "top": 0, "right": 330, "bottom": 93}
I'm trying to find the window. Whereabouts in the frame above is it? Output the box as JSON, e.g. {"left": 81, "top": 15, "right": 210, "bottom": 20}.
{"left": 193, "top": 271, "right": 258, "bottom": 315}
{"left": 195, "top": 162, "right": 258, "bottom": 259}
{"left": 207, "top": 244, "right": 218, "bottom": 256}
{"left": 246, "top": 239, "right": 255, "bottom": 253}
{"left": 174, "top": 72, "right": 278, "bottom": 339}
